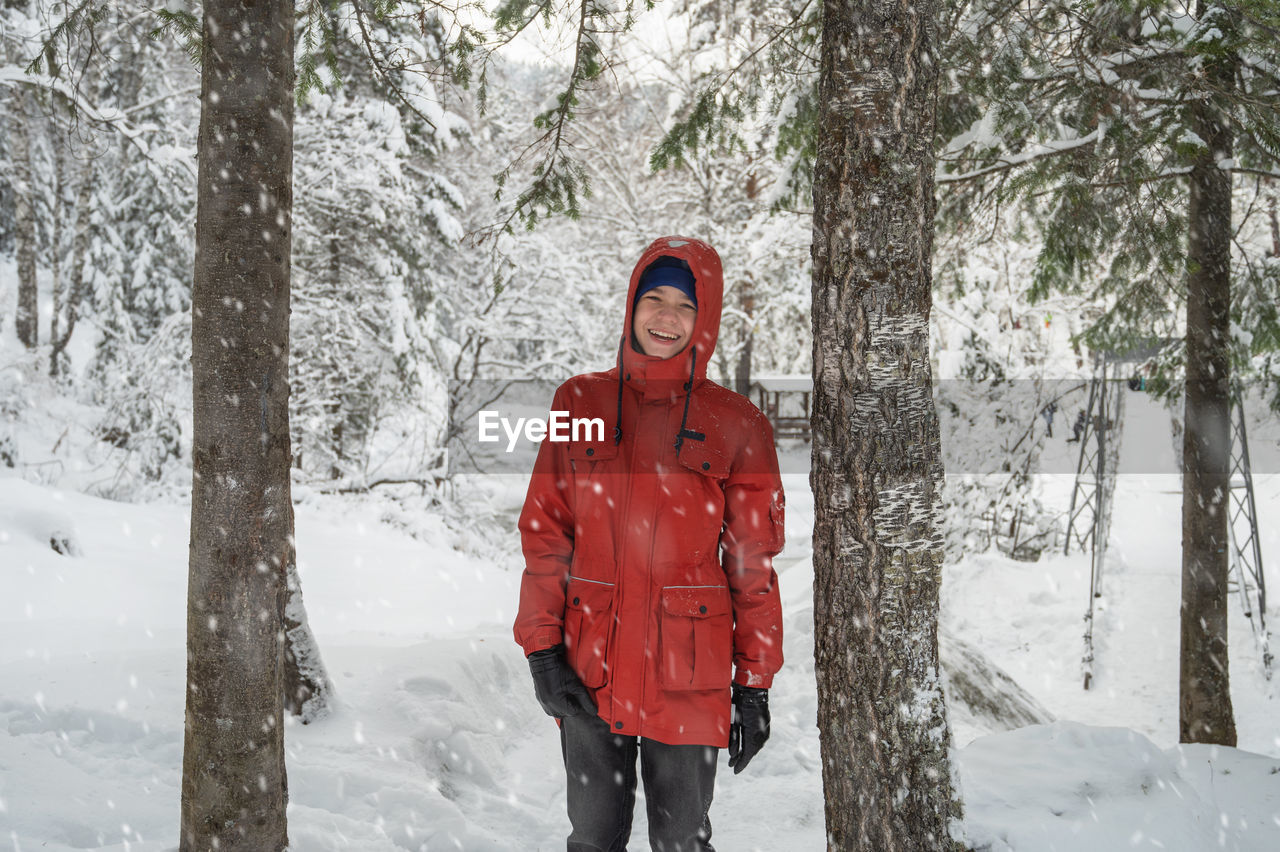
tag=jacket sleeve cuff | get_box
[733,668,774,689]
[523,627,563,657]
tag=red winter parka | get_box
[514,236,785,748]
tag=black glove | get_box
[527,645,598,718]
[728,684,770,774]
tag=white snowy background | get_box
[2,3,1280,846]
[2,391,1278,851]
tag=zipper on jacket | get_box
[611,392,639,733]
[634,402,682,735]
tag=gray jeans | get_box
[559,713,717,852]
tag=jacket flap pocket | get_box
[566,577,615,616]
[567,439,619,463]
[661,586,731,618]
[678,442,730,478]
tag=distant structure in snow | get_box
[1066,345,1270,688]
[748,375,812,441]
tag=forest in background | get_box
[1,1,1277,513]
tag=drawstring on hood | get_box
[672,346,704,455]
[613,336,625,445]
[613,237,724,453]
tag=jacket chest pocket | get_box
[659,585,733,691]
[677,441,730,482]
[672,441,730,545]
[569,441,621,529]
[563,577,616,689]
[568,439,619,471]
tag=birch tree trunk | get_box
[1179,0,1237,745]
[179,0,296,847]
[810,0,963,848]
[10,88,38,349]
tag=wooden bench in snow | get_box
[748,375,812,442]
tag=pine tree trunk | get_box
[179,0,296,848]
[1179,6,1237,745]
[810,0,962,849]
[11,88,38,349]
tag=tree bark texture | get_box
[810,0,962,849]
[10,87,38,349]
[179,0,296,848]
[1179,7,1237,745]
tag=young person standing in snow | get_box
[515,236,785,851]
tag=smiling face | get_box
[632,285,698,358]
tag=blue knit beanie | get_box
[634,256,697,307]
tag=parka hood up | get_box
[612,236,724,449]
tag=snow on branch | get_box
[0,64,196,180]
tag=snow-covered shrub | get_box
[86,312,192,500]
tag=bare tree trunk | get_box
[10,88,38,349]
[50,144,65,368]
[327,233,344,479]
[1268,193,1278,258]
[810,0,962,849]
[733,275,754,397]
[179,0,296,847]
[734,168,761,397]
[1179,3,1237,746]
[50,161,93,376]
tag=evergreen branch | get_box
[938,101,1177,186]
[649,0,816,173]
[489,0,613,232]
[1025,168,1193,198]
[296,0,344,105]
[1231,166,1280,180]
[937,128,1108,185]
[17,0,115,127]
[23,0,109,79]
[149,8,203,68]
[1016,41,1189,88]
[350,0,438,129]
[489,0,557,48]
[1233,2,1280,42]
[1238,53,1280,88]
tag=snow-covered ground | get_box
[2,392,1278,851]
